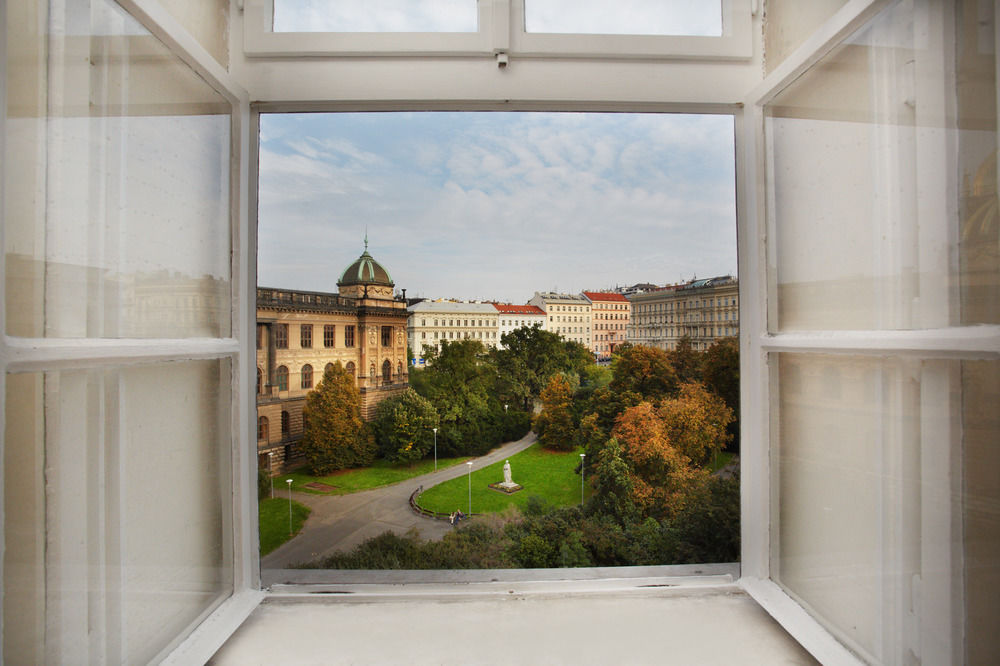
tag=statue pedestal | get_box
[488,481,523,494]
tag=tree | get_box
[301,362,375,474]
[611,401,704,520]
[701,336,739,451]
[372,388,439,465]
[668,335,702,384]
[586,438,639,525]
[533,374,575,451]
[490,325,592,410]
[656,382,733,467]
[609,343,679,399]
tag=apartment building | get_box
[528,292,593,351]
[628,276,739,351]
[583,291,630,359]
[407,300,500,362]
[493,303,547,342]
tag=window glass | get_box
[3,360,233,663]
[773,353,998,664]
[4,0,232,338]
[273,0,478,33]
[765,0,998,331]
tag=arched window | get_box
[281,411,290,437]
[257,367,263,394]
[345,361,356,377]
[301,364,313,389]
[325,362,334,376]
[257,416,269,442]
[276,366,288,392]
[382,359,392,384]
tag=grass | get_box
[417,443,592,515]
[276,455,470,496]
[707,451,736,474]
[259,497,311,556]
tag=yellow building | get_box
[256,242,409,472]
[627,276,739,351]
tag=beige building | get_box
[407,300,500,363]
[257,243,409,472]
[528,292,593,350]
[627,276,739,351]
[583,291,630,359]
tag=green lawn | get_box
[276,455,470,496]
[707,451,736,474]
[417,443,592,515]
[259,497,311,556]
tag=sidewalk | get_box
[261,432,538,570]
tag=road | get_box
[261,432,537,570]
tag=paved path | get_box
[262,432,538,569]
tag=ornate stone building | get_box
[627,275,739,352]
[256,242,409,472]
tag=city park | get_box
[259,328,740,568]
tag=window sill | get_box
[211,571,815,664]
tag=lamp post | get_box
[580,453,585,506]
[466,461,473,515]
[268,452,274,499]
[504,404,508,414]
[432,427,438,471]
[286,479,293,536]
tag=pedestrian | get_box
[449,512,456,525]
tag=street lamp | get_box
[504,404,508,414]
[580,453,586,506]
[432,427,438,471]
[268,452,274,499]
[286,479,293,536]
[466,461,473,515]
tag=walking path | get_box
[261,432,538,570]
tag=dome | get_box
[337,239,394,288]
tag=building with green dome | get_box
[255,240,409,473]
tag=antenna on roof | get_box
[364,228,369,252]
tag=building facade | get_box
[407,300,500,362]
[627,276,739,351]
[528,292,593,350]
[583,291,630,359]
[493,303,547,342]
[257,244,409,472]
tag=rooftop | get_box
[492,304,546,315]
[582,291,629,303]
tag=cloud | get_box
[258,112,736,299]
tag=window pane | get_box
[772,353,999,664]
[764,1,998,331]
[4,0,232,338]
[3,359,233,663]
[273,0,478,33]
[525,0,721,36]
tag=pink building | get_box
[583,291,630,359]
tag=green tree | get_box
[533,374,575,451]
[668,335,702,384]
[609,344,679,399]
[372,388,439,464]
[586,438,639,525]
[490,325,591,411]
[300,362,375,474]
[701,336,739,451]
[411,339,499,456]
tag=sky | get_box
[258,112,736,304]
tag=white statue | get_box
[503,460,513,485]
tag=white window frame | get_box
[0,0,258,663]
[739,0,1000,664]
[242,0,753,60]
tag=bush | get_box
[258,467,271,500]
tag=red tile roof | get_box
[582,291,629,302]
[492,303,546,315]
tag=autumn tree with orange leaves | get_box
[606,384,733,519]
[533,374,576,451]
